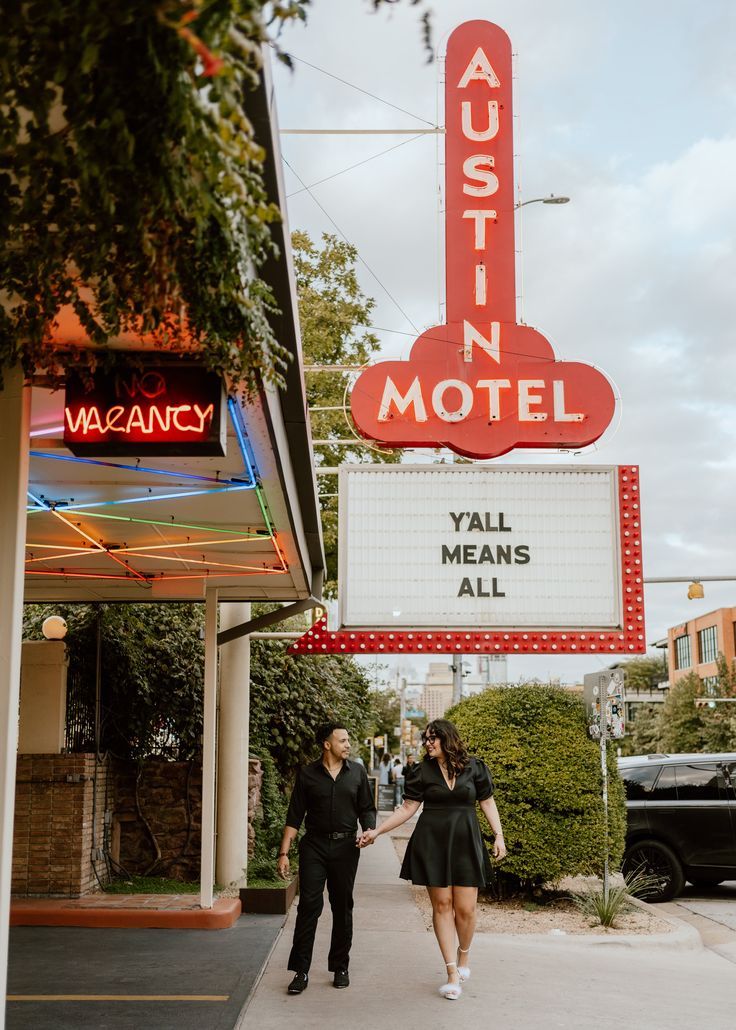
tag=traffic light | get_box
[695,699,716,709]
[400,719,413,746]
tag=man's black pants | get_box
[288,834,360,974]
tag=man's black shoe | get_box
[287,972,309,994]
[333,969,350,989]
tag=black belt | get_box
[309,830,355,840]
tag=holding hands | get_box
[356,828,378,848]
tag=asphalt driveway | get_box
[6,913,284,1030]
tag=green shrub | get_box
[248,749,294,884]
[448,684,626,895]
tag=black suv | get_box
[619,752,736,902]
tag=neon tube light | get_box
[30,450,251,487]
[57,508,268,537]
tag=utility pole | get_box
[451,656,464,707]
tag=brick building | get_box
[667,606,736,693]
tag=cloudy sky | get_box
[271,0,736,685]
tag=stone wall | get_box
[111,756,264,880]
[12,753,264,893]
[247,757,263,859]
[12,753,109,897]
[110,758,202,880]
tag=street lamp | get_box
[515,194,570,209]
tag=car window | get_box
[620,765,659,800]
[649,765,677,800]
[675,763,721,801]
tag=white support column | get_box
[216,603,251,888]
[0,368,30,1013]
[200,586,219,909]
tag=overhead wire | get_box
[283,156,419,334]
[276,48,436,127]
[286,133,426,198]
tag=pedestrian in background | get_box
[277,723,376,995]
[358,719,506,1001]
[391,757,403,807]
[378,752,392,785]
[402,753,417,777]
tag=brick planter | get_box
[240,875,298,915]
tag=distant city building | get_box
[666,606,736,695]
[421,662,454,720]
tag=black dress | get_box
[399,756,494,888]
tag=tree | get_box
[659,672,707,754]
[626,704,664,756]
[23,602,206,760]
[621,654,668,691]
[367,689,401,755]
[249,637,374,782]
[293,231,402,593]
[448,685,626,895]
[2,2,432,386]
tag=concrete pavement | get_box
[241,827,736,1030]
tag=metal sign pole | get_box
[600,695,609,904]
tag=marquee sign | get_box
[290,465,645,656]
[349,20,616,459]
[64,365,227,457]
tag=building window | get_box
[702,675,719,696]
[674,634,691,670]
[698,625,718,665]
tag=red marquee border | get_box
[289,466,645,657]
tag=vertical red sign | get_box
[349,20,617,459]
[445,21,515,333]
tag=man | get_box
[277,723,376,995]
[402,753,417,777]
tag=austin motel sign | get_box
[350,21,616,458]
[290,20,645,658]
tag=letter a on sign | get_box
[349,20,617,460]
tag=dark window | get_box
[697,626,718,665]
[674,634,692,670]
[702,675,719,695]
[649,765,677,800]
[675,763,721,801]
[620,765,659,800]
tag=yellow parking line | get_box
[7,994,229,1002]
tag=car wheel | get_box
[622,839,685,902]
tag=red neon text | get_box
[65,403,215,437]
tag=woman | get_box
[359,719,506,1001]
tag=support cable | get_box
[283,156,419,334]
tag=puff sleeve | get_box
[402,762,424,802]
[472,757,494,801]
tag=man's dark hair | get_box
[315,722,346,749]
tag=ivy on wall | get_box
[0,1,309,389]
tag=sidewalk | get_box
[241,825,736,1030]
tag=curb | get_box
[469,902,702,951]
[10,897,242,930]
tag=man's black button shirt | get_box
[285,759,377,835]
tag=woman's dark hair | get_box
[380,753,391,764]
[422,719,469,777]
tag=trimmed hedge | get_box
[448,684,626,892]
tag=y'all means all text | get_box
[442,511,530,598]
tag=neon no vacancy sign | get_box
[350,21,616,459]
[290,465,645,656]
[64,365,226,457]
